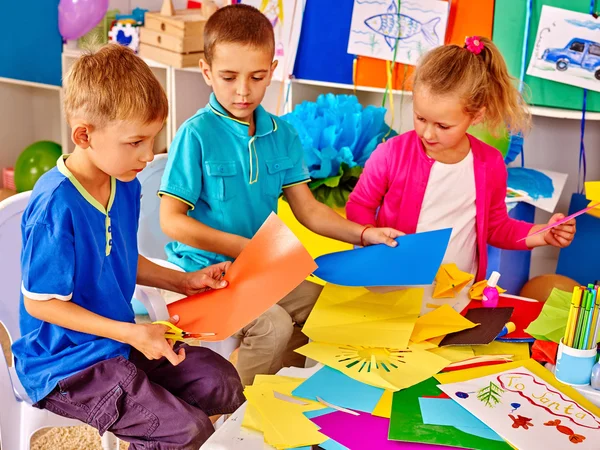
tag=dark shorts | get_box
[35,344,244,450]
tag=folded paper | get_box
[433,263,475,299]
[302,284,422,349]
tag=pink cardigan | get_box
[346,131,534,281]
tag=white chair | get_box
[136,155,241,361]
[0,191,169,450]
[137,153,171,260]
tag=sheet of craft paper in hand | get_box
[438,368,600,450]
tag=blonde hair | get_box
[63,44,168,128]
[204,4,274,65]
[413,37,530,135]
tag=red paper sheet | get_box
[461,296,543,341]
[168,213,317,340]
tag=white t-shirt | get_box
[417,151,478,313]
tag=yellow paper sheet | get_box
[433,263,474,299]
[435,359,600,417]
[296,341,450,391]
[586,181,600,218]
[428,346,475,363]
[278,199,352,286]
[244,385,327,449]
[410,304,478,343]
[471,341,530,361]
[302,284,423,349]
[242,376,325,435]
[372,390,394,418]
[409,340,438,350]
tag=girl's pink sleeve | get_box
[346,143,390,226]
[487,158,535,250]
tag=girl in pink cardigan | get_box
[347,37,576,294]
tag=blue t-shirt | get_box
[159,93,310,272]
[12,156,140,403]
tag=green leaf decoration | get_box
[477,382,505,408]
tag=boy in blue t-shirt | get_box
[11,44,244,449]
[159,5,403,385]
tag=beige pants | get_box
[234,281,324,386]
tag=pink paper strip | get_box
[311,410,465,449]
[517,202,600,242]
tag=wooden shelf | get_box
[0,77,61,91]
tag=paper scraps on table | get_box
[419,397,503,441]
[313,228,452,286]
[302,284,423,349]
[389,377,511,449]
[243,375,327,449]
[168,213,317,339]
[372,389,394,418]
[462,296,543,342]
[295,341,450,391]
[292,366,384,413]
[433,263,475,299]
[410,304,478,343]
[440,307,513,346]
[312,409,455,450]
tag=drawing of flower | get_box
[477,381,504,407]
[465,36,484,55]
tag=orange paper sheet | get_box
[168,213,317,339]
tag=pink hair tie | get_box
[465,36,484,55]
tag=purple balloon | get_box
[58,0,109,41]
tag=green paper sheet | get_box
[524,288,574,343]
[493,0,600,112]
[389,378,511,449]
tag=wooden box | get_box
[139,0,211,68]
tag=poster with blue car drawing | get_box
[527,6,600,93]
[347,0,449,66]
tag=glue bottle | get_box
[482,271,501,308]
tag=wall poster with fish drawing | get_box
[347,0,449,66]
[242,0,305,81]
[526,6,600,93]
[439,368,600,450]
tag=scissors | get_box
[153,321,216,342]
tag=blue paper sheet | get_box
[292,366,384,413]
[313,228,452,286]
[419,397,503,441]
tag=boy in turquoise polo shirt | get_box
[12,44,244,448]
[159,4,402,385]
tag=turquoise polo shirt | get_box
[159,93,310,272]
[12,156,139,403]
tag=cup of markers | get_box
[555,284,600,386]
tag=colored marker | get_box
[564,287,581,346]
[573,289,589,349]
[582,287,596,350]
[567,287,583,347]
[588,286,600,349]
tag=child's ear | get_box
[471,107,486,127]
[71,123,92,148]
[199,59,213,86]
[266,60,278,85]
